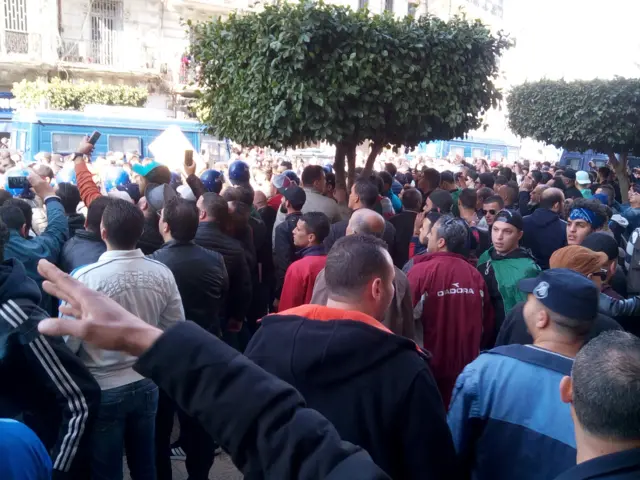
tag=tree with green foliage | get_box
[12,78,148,111]
[508,78,640,202]
[190,0,510,189]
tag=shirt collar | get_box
[554,448,640,480]
[99,249,144,261]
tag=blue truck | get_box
[415,137,520,163]
[558,150,640,171]
[8,108,229,164]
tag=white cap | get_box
[177,184,196,202]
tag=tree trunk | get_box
[608,151,630,203]
[361,141,384,179]
[346,146,357,190]
[334,143,347,191]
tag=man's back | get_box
[149,240,228,334]
[245,304,458,480]
[60,229,106,273]
[67,250,184,389]
[408,251,493,405]
[448,345,577,480]
[195,221,252,322]
[522,208,567,269]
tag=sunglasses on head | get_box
[482,209,498,215]
[590,268,608,281]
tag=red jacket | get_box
[407,251,494,406]
[278,247,327,312]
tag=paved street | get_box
[125,453,242,480]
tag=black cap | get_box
[581,232,618,261]
[519,268,599,322]
[494,209,523,231]
[563,168,577,180]
[281,185,306,207]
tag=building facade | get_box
[0,0,245,114]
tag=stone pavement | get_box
[124,453,243,480]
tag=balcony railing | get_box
[0,29,42,59]
[59,37,156,71]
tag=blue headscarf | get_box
[569,207,605,230]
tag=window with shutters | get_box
[3,0,29,54]
[358,0,368,9]
[90,0,123,66]
[384,0,393,12]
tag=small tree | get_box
[191,1,510,189]
[508,78,640,202]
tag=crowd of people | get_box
[0,136,639,480]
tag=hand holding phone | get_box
[184,150,196,177]
[88,131,101,145]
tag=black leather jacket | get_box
[195,221,252,321]
[149,240,229,334]
[599,292,640,317]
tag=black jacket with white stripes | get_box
[0,258,100,479]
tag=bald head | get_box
[346,209,385,238]
[540,187,565,210]
[253,190,267,209]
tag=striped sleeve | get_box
[0,300,95,474]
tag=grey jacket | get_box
[65,249,184,390]
[310,265,420,346]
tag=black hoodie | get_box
[0,259,100,479]
[244,304,459,480]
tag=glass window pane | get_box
[472,148,484,158]
[108,136,140,154]
[52,134,85,153]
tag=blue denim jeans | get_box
[90,378,159,480]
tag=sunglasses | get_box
[482,209,498,215]
[590,269,608,281]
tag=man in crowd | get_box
[495,245,622,347]
[582,232,625,300]
[0,215,100,480]
[195,192,251,342]
[150,196,227,480]
[448,268,599,480]
[246,235,458,479]
[389,187,421,268]
[556,331,640,480]
[476,172,495,190]
[425,188,453,215]
[279,212,330,311]
[311,208,416,344]
[522,187,567,269]
[384,162,404,195]
[575,171,593,199]
[273,179,306,304]
[407,214,493,404]
[379,171,402,214]
[480,194,504,230]
[324,178,396,256]
[60,197,110,273]
[1,172,68,312]
[562,169,584,200]
[56,182,84,237]
[417,167,441,203]
[567,198,610,246]
[498,183,519,212]
[477,210,540,338]
[273,165,341,233]
[458,188,490,259]
[65,199,184,480]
